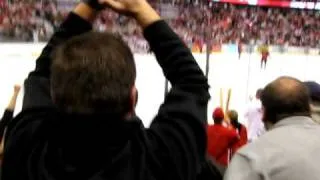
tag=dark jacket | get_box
[0,110,13,140]
[2,12,210,180]
[196,155,225,180]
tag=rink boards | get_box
[0,43,319,127]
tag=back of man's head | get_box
[261,76,311,125]
[213,107,224,124]
[51,32,136,115]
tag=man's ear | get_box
[261,107,266,123]
[129,85,138,113]
[135,90,138,107]
[261,107,272,130]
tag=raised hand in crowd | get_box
[0,84,21,165]
[0,84,21,138]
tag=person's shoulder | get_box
[13,107,56,123]
[238,128,280,155]
[216,126,237,140]
[224,126,237,136]
[240,124,247,130]
[236,137,266,161]
[206,124,217,134]
[6,107,57,138]
[235,127,306,172]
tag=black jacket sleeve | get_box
[144,21,210,180]
[0,110,14,138]
[23,13,92,110]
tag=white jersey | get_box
[245,99,265,141]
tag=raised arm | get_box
[4,85,20,113]
[0,85,21,139]
[142,7,209,180]
[145,21,209,179]
[100,0,209,178]
[23,2,99,110]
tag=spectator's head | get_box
[228,109,242,131]
[227,110,238,124]
[52,32,136,118]
[213,107,224,124]
[304,81,320,124]
[256,88,263,99]
[261,76,311,130]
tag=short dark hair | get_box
[261,76,311,124]
[51,32,136,115]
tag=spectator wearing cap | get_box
[207,107,239,167]
[304,81,320,124]
[225,77,320,180]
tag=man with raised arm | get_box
[2,0,210,179]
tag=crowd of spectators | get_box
[0,0,60,42]
[0,0,319,49]
[163,2,320,49]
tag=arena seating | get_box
[0,0,319,50]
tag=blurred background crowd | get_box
[0,0,319,51]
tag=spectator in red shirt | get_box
[228,110,248,152]
[207,107,239,167]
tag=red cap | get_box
[213,107,224,120]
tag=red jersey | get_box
[261,51,269,59]
[232,124,248,152]
[238,43,243,53]
[207,124,239,166]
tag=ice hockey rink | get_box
[0,43,319,127]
